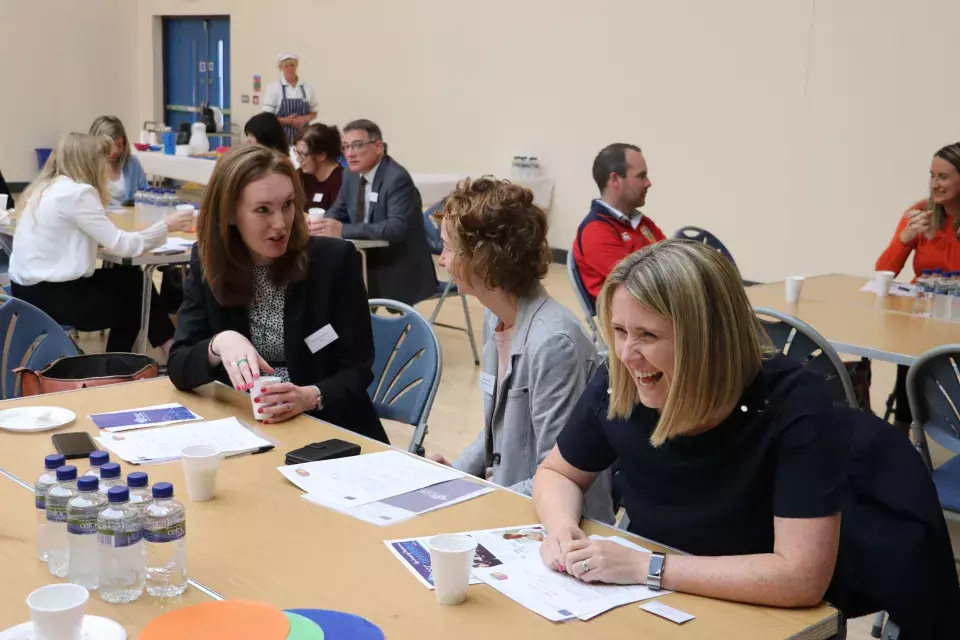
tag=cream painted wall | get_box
[14,0,956,282]
[0,0,138,184]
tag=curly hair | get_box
[433,176,551,298]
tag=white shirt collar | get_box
[362,161,381,184]
[597,199,643,229]
[281,77,303,91]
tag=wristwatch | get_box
[646,552,666,591]
[309,385,324,411]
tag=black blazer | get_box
[326,155,437,305]
[168,237,388,443]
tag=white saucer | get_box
[0,407,76,432]
[0,615,125,639]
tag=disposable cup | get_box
[785,276,805,303]
[250,376,282,421]
[27,583,88,640]
[428,534,478,606]
[181,445,222,502]
[875,271,895,297]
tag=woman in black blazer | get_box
[168,146,386,443]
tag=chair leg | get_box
[409,421,428,456]
[459,293,480,365]
[883,390,896,423]
[429,279,455,324]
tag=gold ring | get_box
[579,560,588,573]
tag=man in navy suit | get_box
[311,119,436,305]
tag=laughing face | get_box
[233,171,297,265]
[609,285,675,411]
[930,156,960,207]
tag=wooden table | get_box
[0,380,839,639]
[747,274,960,366]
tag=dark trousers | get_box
[12,266,176,353]
[894,364,913,423]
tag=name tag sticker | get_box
[370,192,379,203]
[313,193,323,203]
[304,324,338,354]
[478,372,495,395]
[640,601,695,624]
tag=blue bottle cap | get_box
[56,465,77,481]
[77,476,99,492]
[45,454,66,470]
[107,486,129,503]
[127,472,149,488]
[100,463,121,479]
[89,451,109,466]
[152,482,174,499]
[923,269,932,275]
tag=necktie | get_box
[357,176,367,224]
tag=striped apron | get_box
[277,83,310,146]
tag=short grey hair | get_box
[343,119,382,142]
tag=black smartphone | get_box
[285,439,361,465]
[51,432,99,460]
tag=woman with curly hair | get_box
[427,177,613,523]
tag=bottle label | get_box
[97,528,143,548]
[35,494,45,510]
[144,518,186,543]
[67,514,98,535]
[46,505,67,523]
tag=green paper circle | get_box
[284,612,325,640]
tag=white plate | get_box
[0,615,126,639]
[0,407,77,433]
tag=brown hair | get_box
[598,240,774,446]
[297,123,342,161]
[197,146,308,306]
[433,176,551,298]
[89,116,131,168]
[930,142,960,237]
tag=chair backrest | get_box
[422,200,445,256]
[0,297,79,399]
[0,231,13,259]
[906,344,960,459]
[673,226,736,265]
[566,251,599,338]
[367,299,442,451]
[754,307,858,409]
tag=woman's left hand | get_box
[563,539,651,585]
[255,382,318,424]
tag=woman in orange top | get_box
[875,142,960,431]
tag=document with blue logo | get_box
[90,403,202,432]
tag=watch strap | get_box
[647,552,666,591]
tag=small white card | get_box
[304,324,339,354]
[313,193,323,203]
[640,601,695,624]
[370,191,379,203]
[478,372,495,395]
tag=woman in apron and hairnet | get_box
[262,53,319,147]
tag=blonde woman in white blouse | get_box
[9,133,193,354]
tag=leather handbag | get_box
[14,354,159,397]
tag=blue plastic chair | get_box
[566,251,601,345]
[422,200,480,365]
[673,226,736,264]
[0,297,79,399]
[367,298,442,455]
[906,344,960,519]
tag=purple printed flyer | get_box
[90,403,202,432]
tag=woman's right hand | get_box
[210,331,274,391]
[164,209,194,233]
[900,208,933,244]
[540,524,588,573]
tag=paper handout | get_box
[95,417,273,464]
[90,403,201,432]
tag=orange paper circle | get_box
[140,600,290,640]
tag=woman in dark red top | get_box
[295,124,343,210]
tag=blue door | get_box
[162,17,231,147]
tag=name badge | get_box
[313,193,323,203]
[304,324,338,354]
[478,372,495,396]
[369,192,379,203]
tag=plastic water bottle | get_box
[84,450,110,478]
[98,486,145,603]
[35,453,66,562]
[67,476,107,589]
[144,482,188,597]
[933,270,953,319]
[98,463,123,495]
[914,270,934,315]
[127,472,153,509]
[45,465,78,577]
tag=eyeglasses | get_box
[340,140,379,153]
[294,148,309,158]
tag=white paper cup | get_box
[307,208,325,224]
[875,270,895,297]
[250,375,283,421]
[428,534,478,606]
[27,583,89,640]
[139,130,150,145]
[175,144,191,157]
[181,445,222,502]
[785,276,805,303]
[0,193,8,211]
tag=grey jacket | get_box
[453,285,614,524]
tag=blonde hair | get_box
[89,115,131,168]
[597,240,774,446]
[16,133,111,216]
[279,59,298,70]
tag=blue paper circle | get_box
[283,609,384,640]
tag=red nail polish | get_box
[261,388,267,393]
[257,408,263,414]
[254,398,260,403]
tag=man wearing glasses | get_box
[310,119,437,305]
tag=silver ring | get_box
[579,560,588,574]
[236,358,249,366]
[229,361,238,367]
[283,403,290,412]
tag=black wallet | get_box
[285,439,361,465]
